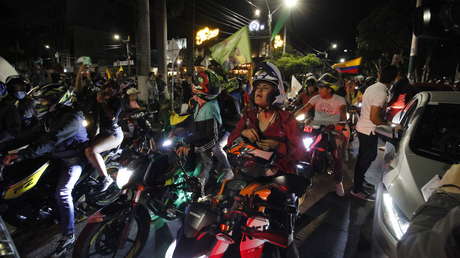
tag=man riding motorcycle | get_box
[2,86,88,257]
[294,80,347,196]
[227,62,303,176]
[0,76,29,143]
[176,67,233,196]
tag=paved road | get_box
[12,141,386,258]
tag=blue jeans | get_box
[55,163,82,236]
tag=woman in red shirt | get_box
[227,62,304,175]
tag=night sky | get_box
[1,0,385,61]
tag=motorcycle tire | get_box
[73,205,150,258]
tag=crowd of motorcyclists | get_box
[2,54,454,258]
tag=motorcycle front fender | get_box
[86,201,132,224]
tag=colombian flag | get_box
[332,57,362,74]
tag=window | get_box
[400,100,418,129]
[409,103,460,163]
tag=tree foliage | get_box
[270,53,322,80]
[356,0,414,74]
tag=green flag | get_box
[271,10,289,41]
[210,26,252,71]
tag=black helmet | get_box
[305,76,317,87]
[32,83,74,118]
[5,75,28,100]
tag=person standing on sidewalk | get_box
[350,65,399,201]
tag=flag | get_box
[332,57,362,74]
[117,66,124,73]
[210,26,252,71]
[105,68,112,79]
[288,75,302,99]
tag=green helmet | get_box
[32,83,74,117]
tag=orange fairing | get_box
[254,189,271,201]
[239,183,262,196]
[228,142,257,156]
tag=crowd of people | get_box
[1,55,459,257]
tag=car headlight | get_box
[116,167,134,188]
[303,137,314,151]
[382,191,410,240]
[296,114,306,121]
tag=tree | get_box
[270,53,322,81]
[356,0,414,75]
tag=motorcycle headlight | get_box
[303,137,314,151]
[296,114,306,121]
[82,119,89,127]
[381,191,410,240]
[346,113,350,120]
[116,167,134,188]
[162,138,173,147]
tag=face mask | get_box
[14,91,26,100]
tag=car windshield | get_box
[410,103,460,163]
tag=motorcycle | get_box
[301,122,347,178]
[0,147,122,233]
[173,138,309,258]
[73,142,202,258]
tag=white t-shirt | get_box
[356,82,389,135]
[308,94,346,125]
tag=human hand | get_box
[265,167,279,177]
[241,129,260,143]
[440,164,460,193]
[176,146,191,157]
[256,139,280,151]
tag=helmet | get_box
[305,76,317,87]
[192,67,222,100]
[5,75,29,100]
[318,73,340,92]
[76,56,92,66]
[252,62,285,105]
[32,83,74,117]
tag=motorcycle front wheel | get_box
[73,205,150,258]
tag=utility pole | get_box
[155,0,168,84]
[408,0,423,82]
[136,0,151,103]
[265,0,272,57]
[282,25,287,55]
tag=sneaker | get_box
[99,176,114,192]
[52,234,75,257]
[335,183,345,197]
[350,190,375,202]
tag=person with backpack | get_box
[176,67,233,195]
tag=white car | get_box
[372,91,460,257]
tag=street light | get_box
[113,34,120,41]
[331,43,338,49]
[284,0,298,8]
[255,9,261,17]
[44,45,50,49]
[344,49,348,53]
[340,58,346,63]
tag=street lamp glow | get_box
[255,9,261,17]
[331,43,338,49]
[284,0,298,8]
[260,24,265,30]
[113,34,120,41]
[344,49,348,53]
[177,59,182,65]
[340,58,346,63]
[44,45,50,49]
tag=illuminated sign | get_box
[196,27,220,45]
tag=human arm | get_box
[397,164,460,258]
[370,106,386,125]
[294,103,314,118]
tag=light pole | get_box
[262,0,298,56]
[113,34,131,76]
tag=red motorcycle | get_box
[172,138,308,258]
